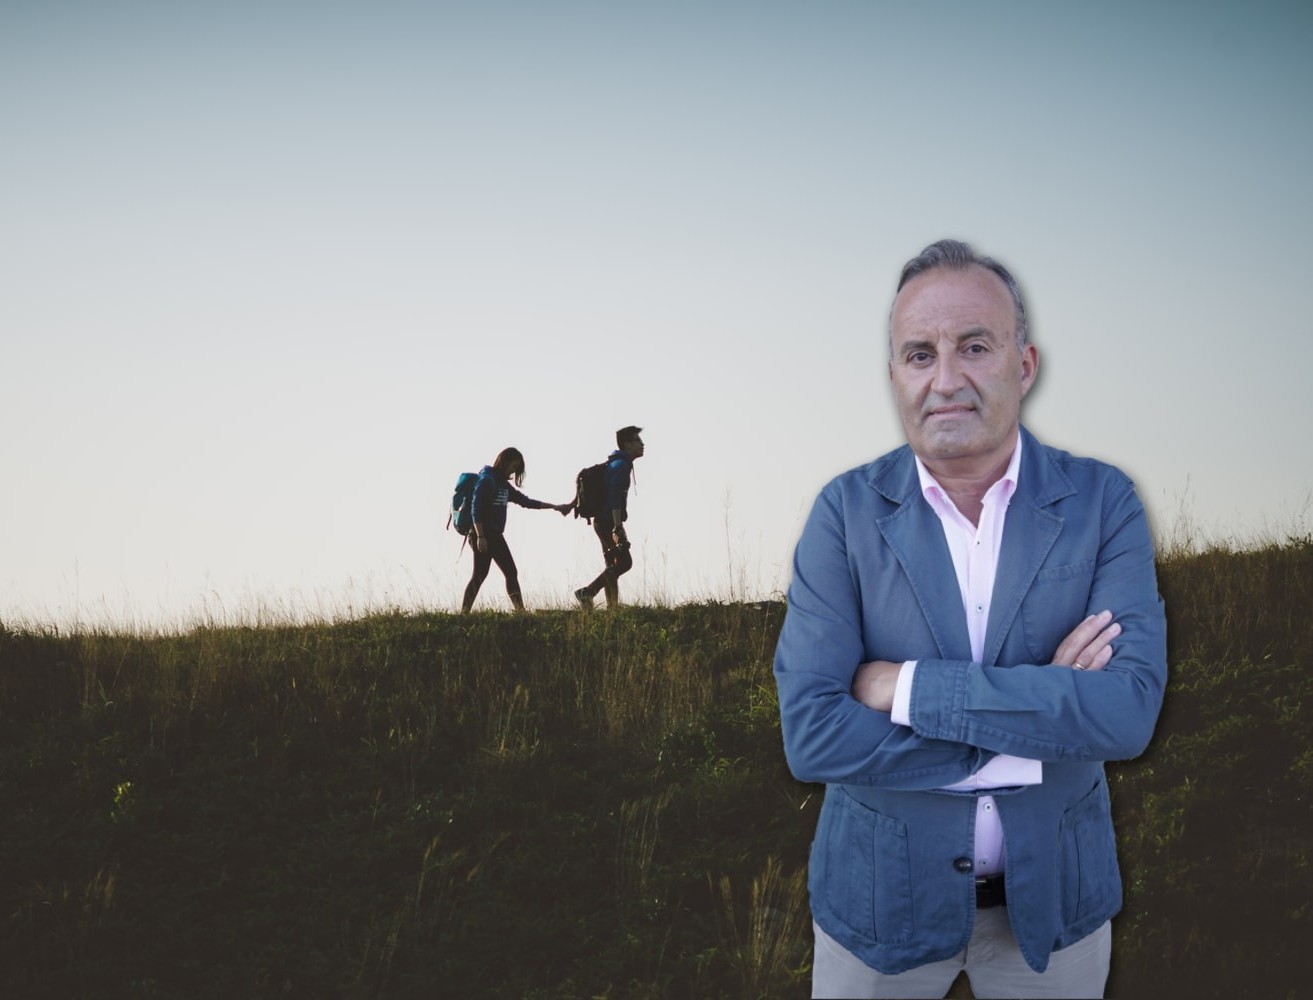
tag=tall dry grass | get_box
[2,537,1310,997]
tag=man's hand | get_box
[1053,610,1121,671]
[476,536,488,554]
[852,660,903,712]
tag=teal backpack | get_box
[448,472,478,535]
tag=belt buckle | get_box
[975,874,1006,909]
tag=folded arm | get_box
[774,475,1167,787]
[774,489,992,789]
[922,489,1165,764]
[854,609,1123,711]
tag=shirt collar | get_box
[914,434,1023,506]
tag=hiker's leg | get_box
[489,536,524,611]
[579,521,613,598]
[610,542,633,579]
[462,544,493,612]
[603,540,633,608]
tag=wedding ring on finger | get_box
[1073,661,1086,670]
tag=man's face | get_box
[625,436,645,459]
[888,264,1037,473]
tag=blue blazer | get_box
[774,427,1167,974]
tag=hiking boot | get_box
[574,588,594,610]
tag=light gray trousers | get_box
[812,910,1111,999]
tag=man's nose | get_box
[931,353,965,394]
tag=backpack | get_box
[572,462,610,523]
[448,472,478,535]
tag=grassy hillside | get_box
[2,539,1310,998]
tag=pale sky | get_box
[4,1,1311,629]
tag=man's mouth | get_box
[927,404,974,419]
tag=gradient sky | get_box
[4,1,1311,629]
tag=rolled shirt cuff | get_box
[890,660,917,726]
[894,660,1041,788]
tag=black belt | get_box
[975,874,1006,908]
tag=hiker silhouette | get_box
[458,447,571,613]
[573,426,644,610]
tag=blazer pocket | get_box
[1020,559,1096,663]
[817,790,914,945]
[1059,775,1122,926]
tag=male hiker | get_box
[574,425,644,610]
[773,239,1166,998]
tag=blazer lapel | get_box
[983,428,1074,666]
[873,450,973,661]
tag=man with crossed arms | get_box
[774,239,1166,998]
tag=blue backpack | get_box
[448,472,478,535]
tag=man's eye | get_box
[909,352,931,364]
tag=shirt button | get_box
[976,604,984,613]
[953,856,974,874]
[984,803,992,811]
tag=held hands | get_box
[1053,610,1121,671]
[555,502,573,516]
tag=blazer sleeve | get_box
[908,474,1167,762]
[774,486,994,789]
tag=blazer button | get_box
[953,856,974,874]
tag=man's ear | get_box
[1019,343,1039,397]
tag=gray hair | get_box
[888,239,1029,353]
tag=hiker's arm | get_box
[610,509,629,546]
[605,462,630,524]
[506,484,556,512]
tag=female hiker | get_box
[462,446,571,612]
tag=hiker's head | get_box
[493,447,526,486]
[617,425,644,460]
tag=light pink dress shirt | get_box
[889,437,1041,877]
